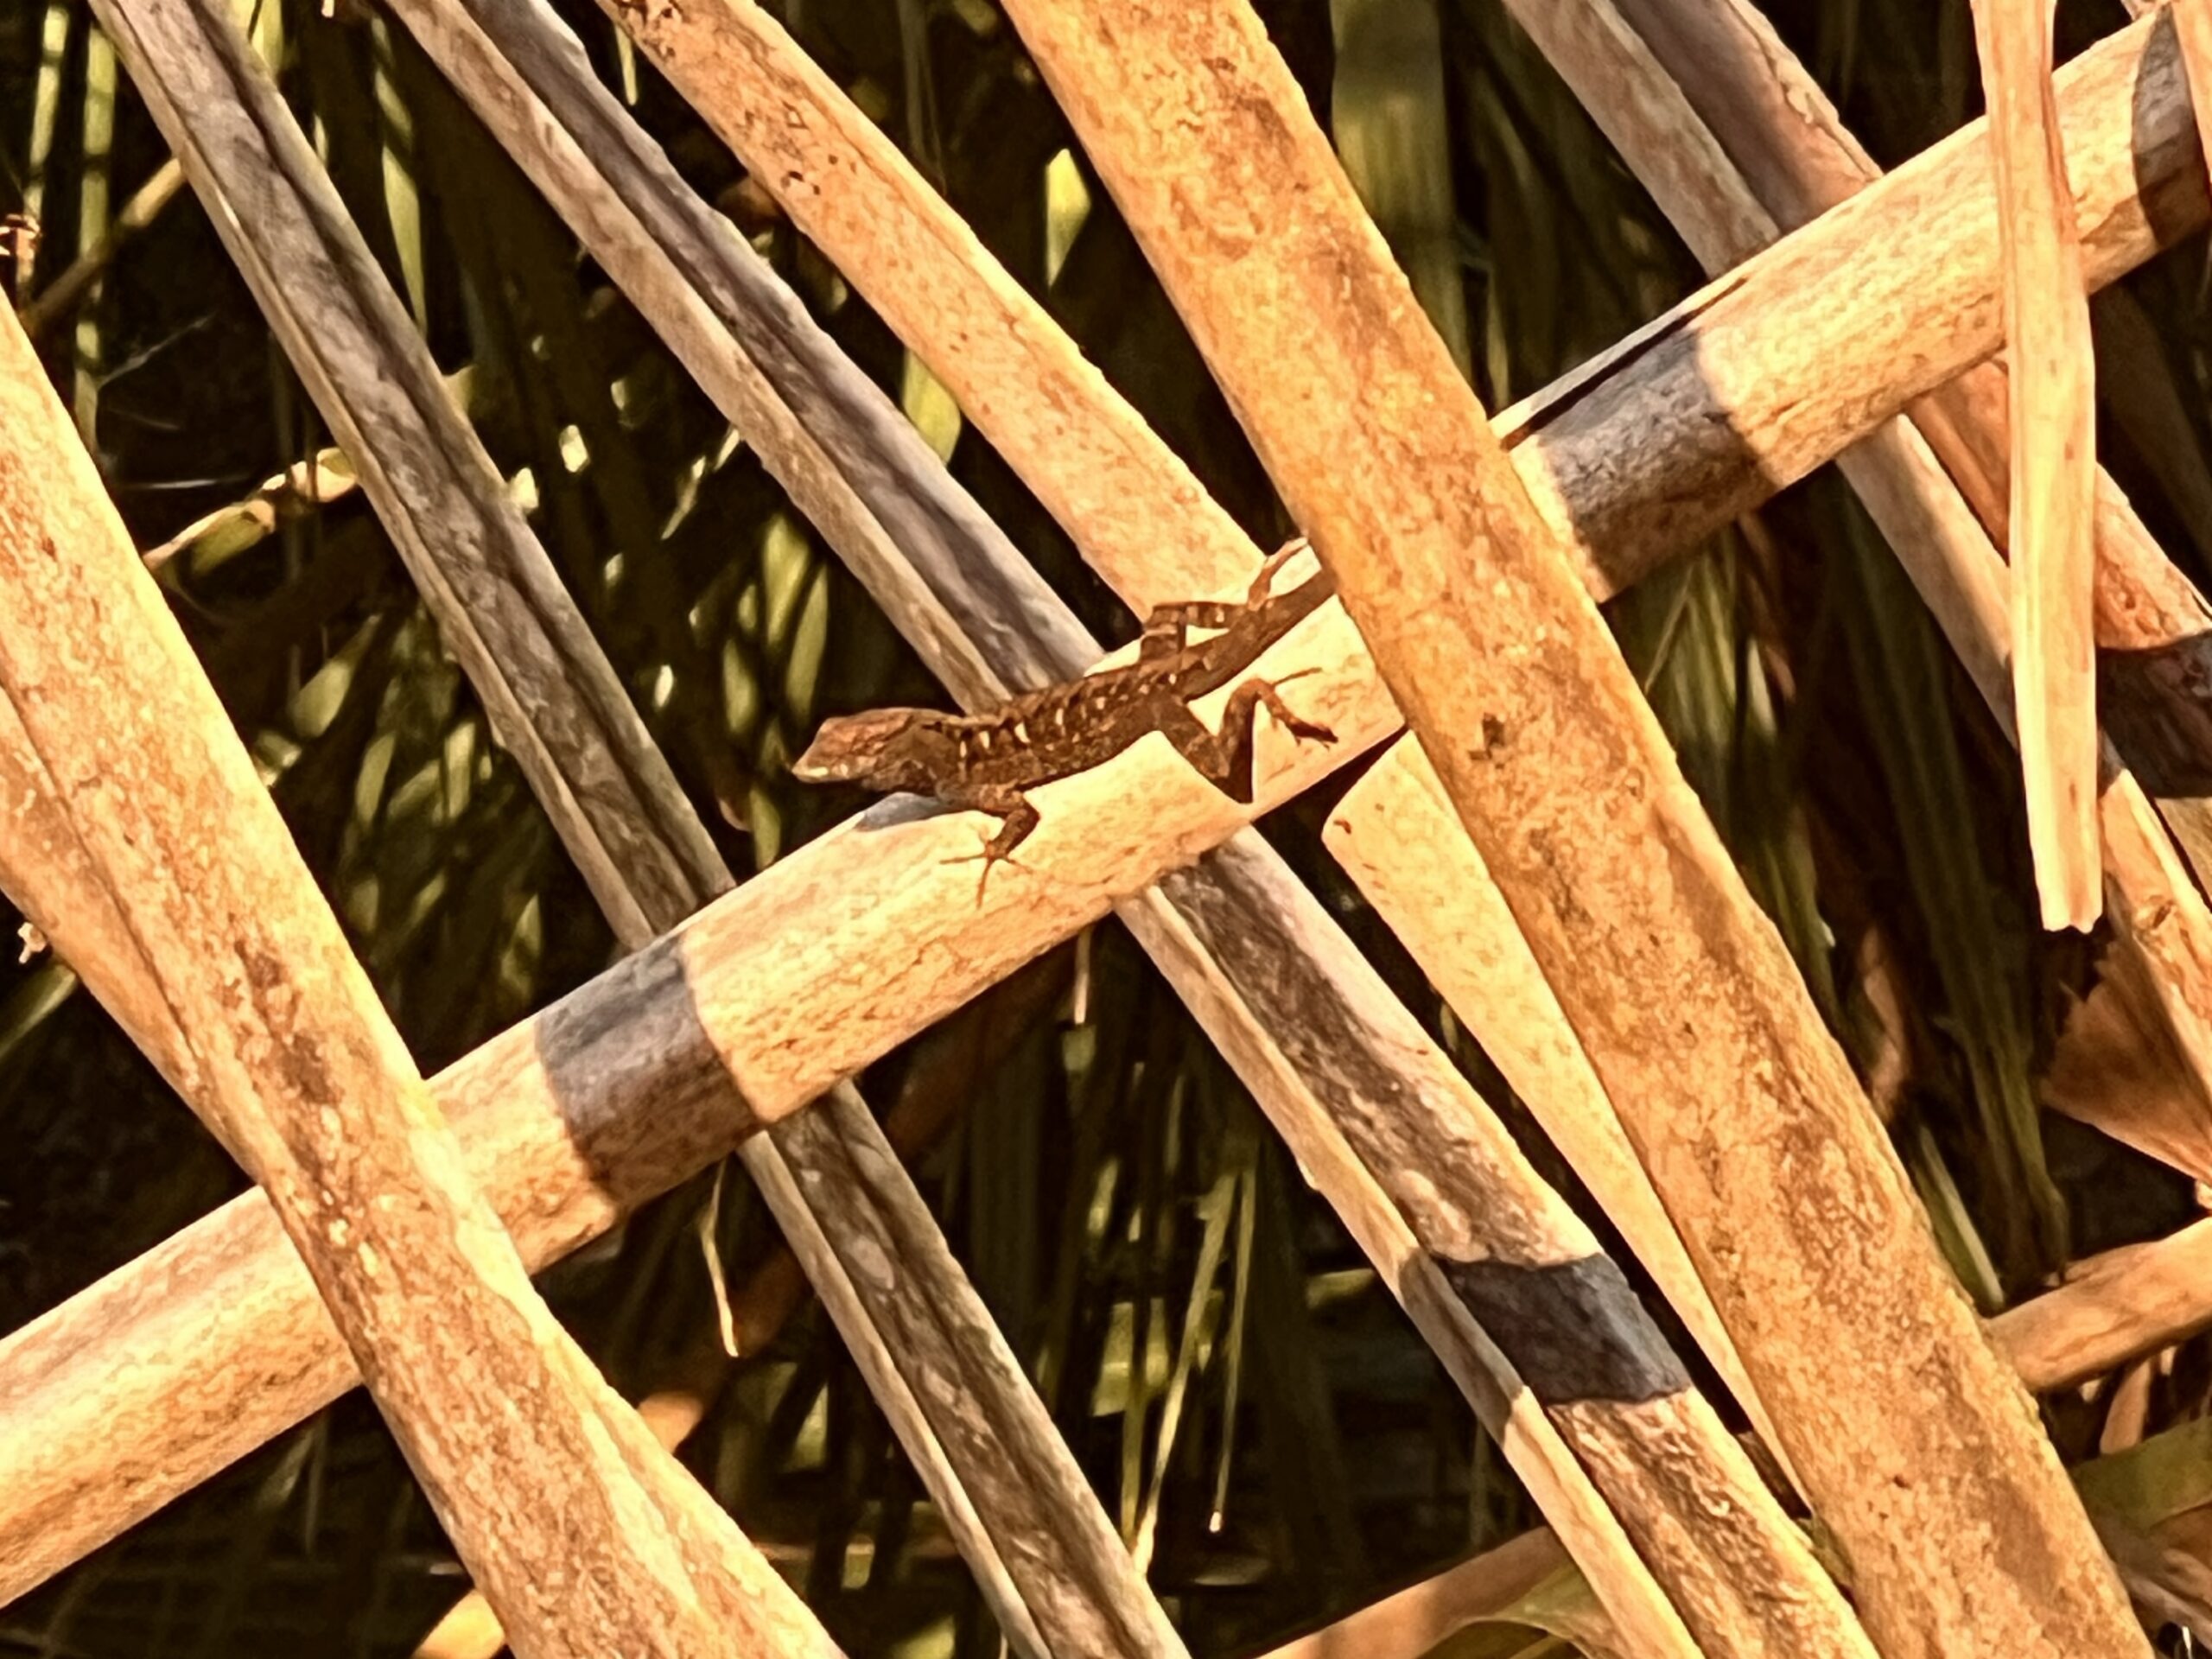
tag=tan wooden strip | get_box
[1972,0,2103,928]
[407,961,1071,1659]
[1496,0,2212,1166]
[1316,4,1783,1481]
[1499,10,2193,598]
[593,0,1258,611]
[1993,1219,2212,1391]
[0,302,830,1656]
[981,1,2143,1655]
[56,0,1177,1649]
[1835,425,2212,1173]
[1322,747,1784,1469]
[1511,0,2212,1360]
[1128,841,1809,1659]
[1591,0,2212,887]
[390,3,1809,1653]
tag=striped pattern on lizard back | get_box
[932,666,1205,790]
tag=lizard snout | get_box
[793,707,943,788]
[791,734,853,781]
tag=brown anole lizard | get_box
[792,542,1339,894]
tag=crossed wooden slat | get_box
[3,2,2210,1656]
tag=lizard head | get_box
[792,708,959,794]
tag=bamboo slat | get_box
[1597,1,2212,878]
[1994,1219,2212,1391]
[1488,0,2212,1171]
[1971,0,2103,929]
[0,303,830,1658]
[1512,0,2212,1293]
[1501,10,2197,595]
[1516,0,2212,1177]
[378,4,1850,1656]
[52,0,1172,1649]
[982,1,2144,1655]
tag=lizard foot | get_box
[1255,669,1337,746]
[941,842,1033,905]
[1249,536,1311,604]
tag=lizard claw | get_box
[1249,537,1310,604]
[941,840,1031,905]
[1252,671,1336,746]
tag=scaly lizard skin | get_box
[792,542,1338,893]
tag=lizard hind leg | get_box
[1247,681,1327,747]
[1246,668,1336,743]
[1156,677,1336,806]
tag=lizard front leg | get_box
[937,783,1041,902]
[1151,674,1335,805]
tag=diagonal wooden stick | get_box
[1511,0,2212,1325]
[983,0,2145,1653]
[56,0,1182,1649]
[1523,0,2212,1189]
[0,299,833,1659]
[1973,0,2104,930]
